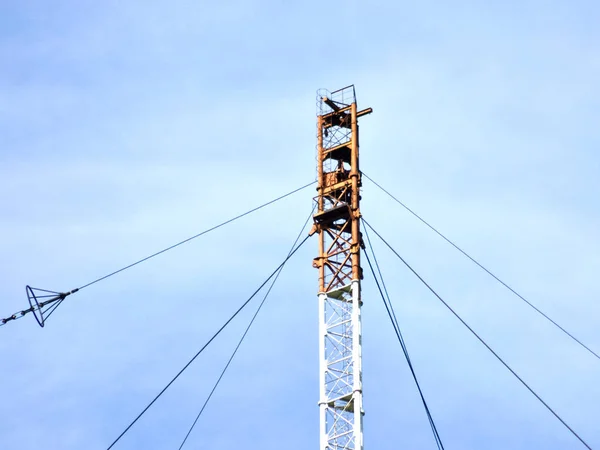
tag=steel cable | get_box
[1,181,315,328]
[363,219,591,449]
[106,233,310,449]
[363,227,444,449]
[362,172,600,362]
[177,207,315,449]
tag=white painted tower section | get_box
[318,282,363,450]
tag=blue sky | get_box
[1,1,599,448]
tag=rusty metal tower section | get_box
[313,85,372,450]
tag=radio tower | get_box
[313,86,372,450]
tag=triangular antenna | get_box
[24,286,78,327]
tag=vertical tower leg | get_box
[351,280,363,450]
[313,86,372,450]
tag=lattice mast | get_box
[312,86,372,450]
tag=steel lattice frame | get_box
[313,86,372,450]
